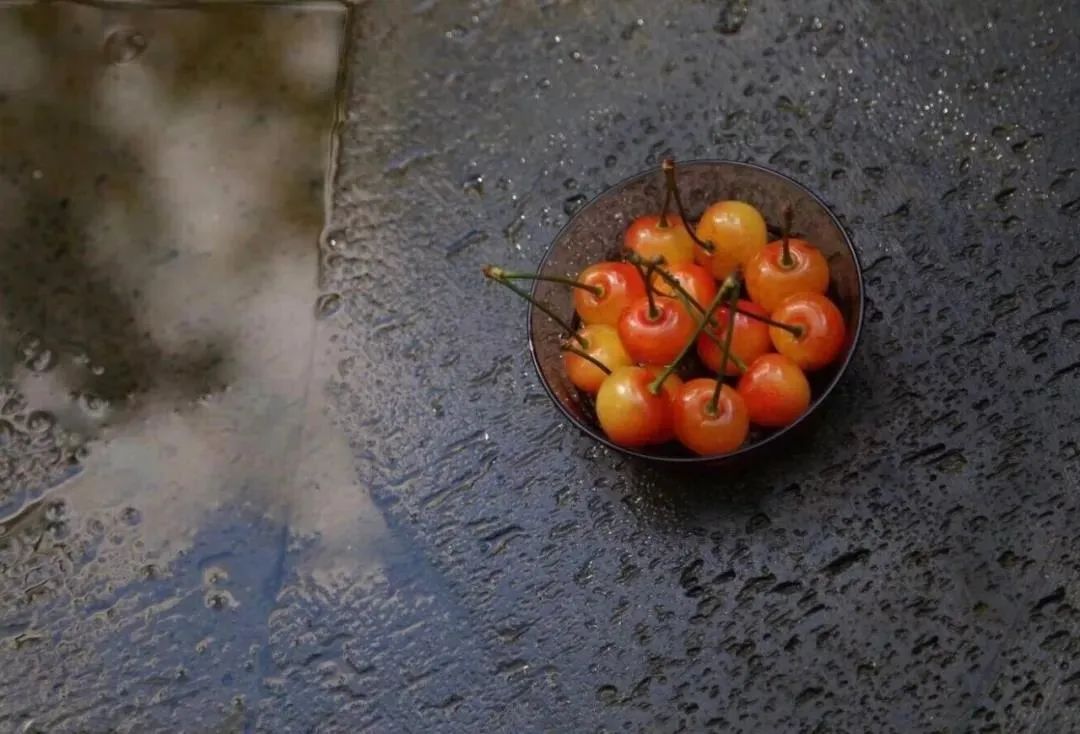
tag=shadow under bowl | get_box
[527,159,864,468]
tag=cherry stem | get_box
[560,344,611,374]
[658,185,672,228]
[780,202,794,268]
[484,266,603,297]
[640,257,802,342]
[649,271,740,395]
[708,277,742,414]
[630,258,661,320]
[482,266,588,347]
[630,257,743,373]
[663,158,714,253]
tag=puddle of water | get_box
[0,1,385,582]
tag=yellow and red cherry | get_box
[745,204,829,311]
[697,299,772,377]
[642,365,683,444]
[693,201,768,280]
[769,292,846,371]
[651,262,717,308]
[671,379,750,456]
[574,262,646,326]
[737,353,811,428]
[625,213,696,266]
[617,294,696,367]
[561,324,631,393]
[596,365,673,448]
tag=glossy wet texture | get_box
[3,0,1080,731]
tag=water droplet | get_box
[80,392,109,418]
[27,411,55,435]
[2,392,27,415]
[121,507,142,526]
[205,589,238,611]
[563,177,578,191]
[203,566,229,585]
[563,194,588,216]
[715,0,751,35]
[570,50,584,63]
[604,155,617,168]
[621,18,645,40]
[104,28,147,65]
[18,335,55,373]
[323,228,346,250]
[462,173,485,195]
[315,293,342,320]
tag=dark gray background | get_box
[3,0,1080,732]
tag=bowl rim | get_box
[526,158,864,464]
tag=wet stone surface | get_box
[3,0,1080,732]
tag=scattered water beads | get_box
[17,335,56,373]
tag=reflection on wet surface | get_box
[0,2,398,728]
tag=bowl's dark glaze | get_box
[527,160,864,467]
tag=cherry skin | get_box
[652,262,718,308]
[642,365,684,444]
[737,353,811,428]
[697,299,773,376]
[693,201,768,280]
[745,238,830,312]
[769,292,846,371]
[671,378,750,456]
[596,365,673,448]
[617,296,696,367]
[562,325,632,393]
[573,262,646,326]
[624,214,696,266]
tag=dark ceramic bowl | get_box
[527,159,864,467]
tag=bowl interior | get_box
[528,160,863,463]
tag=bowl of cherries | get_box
[484,159,863,466]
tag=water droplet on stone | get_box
[462,173,484,195]
[323,228,346,250]
[80,392,109,418]
[27,411,55,435]
[203,566,229,586]
[121,507,142,526]
[205,589,238,611]
[563,194,588,216]
[315,293,342,320]
[104,28,147,65]
[715,0,751,35]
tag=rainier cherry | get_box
[694,201,768,280]
[745,204,830,311]
[769,292,846,371]
[643,365,683,444]
[617,273,696,366]
[561,324,631,393]
[697,299,772,377]
[625,214,696,266]
[596,365,673,448]
[671,379,750,456]
[651,262,718,308]
[737,353,811,428]
[573,262,646,326]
